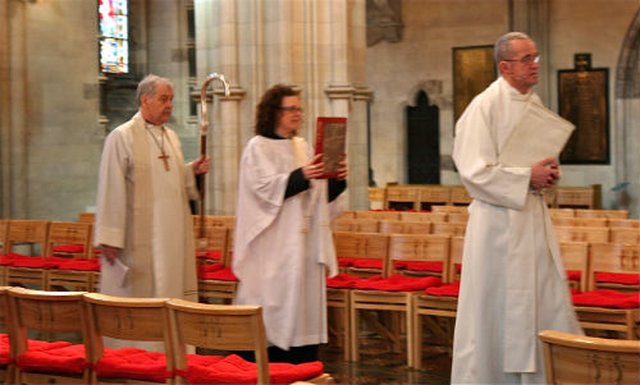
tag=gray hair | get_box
[494,31,532,64]
[136,74,174,105]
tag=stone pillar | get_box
[510,0,551,105]
[195,0,370,213]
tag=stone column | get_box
[195,0,370,213]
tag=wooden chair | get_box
[431,205,467,215]
[4,220,51,289]
[368,187,386,210]
[385,186,418,211]
[556,186,600,209]
[609,227,640,245]
[194,215,235,228]
[431,222,467,237]
[552,217,577,227]
[573,243,639,339]
[327,232,390,360]
[349,233,450,366]
[0,286,14,384]
[574,217,609,227]
[77,212,96,224]
[411,236,464,369]
[7,287,92,384]
[331,218,380,233]
[539,330,640,385]
[398,211,448,223]
[416,186,450,211]
[379,220,431,235]
[194,225,229,266]
[608,219,640,228]
[555,226,610,243]
[354,210,400,221]
[83,293,174,384]
[45,221,96,291]
[196,227,239,305]
[548,208,575,218]
[446,212,468,223]
[559,241,589,292]
[0,220,8,286]
[449,186,471,206]
[575,209,628,219]
[166,299,333,384]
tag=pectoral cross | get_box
[158,151,170,171]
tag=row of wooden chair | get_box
[556,225,640,246]
[549,207,630,219]
[551,216,639,228]
[0,286,333,385]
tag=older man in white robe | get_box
[95,74,210,306]
[451,32,582,384]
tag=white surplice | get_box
[233,135,341,350]
[451,77,582,384]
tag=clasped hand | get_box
[530,157,560,189]
[302,154,348,180]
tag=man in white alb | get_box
[451,32,582,384]
[95,74,210,304]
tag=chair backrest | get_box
[388,233,450,276]
[609,227,640,245]
[399,211,448,223]
[333,231,390,274]
[385,186,418,210]
[574,217,608,227]
[552,217,577,227]
[555,226,609,243]
[194,225,229,265]
[45,221,93,259]
[417,186,450,211]
[7,287,91,362]
[0,286,9,331]
[548,208,575,218]
[82,293,173,372]
[431,205,468,215]
[449,186,472,206]
[166,299,270,384]
[379,220,431,235]
[575,209,629,219]
[539,329,640,385]
[608,219,640,228]
[431,221,467,237]
[0,220,8,251]
[3,220,50,256]
[587,243,639,290]
[77,212,96,224]
[559,241,589,292]
[333,218,380,233]
[196,215,236,228]
[354,210,400,221]
[446,212,469,223]
[446,236,465,283]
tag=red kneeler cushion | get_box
[595,272,640,285]
[394,260,443,272]
[425,280,460,297]
[572,289,640,309]
[52,244,85,254]
[96,347,170,383]
[185,354,324,384]
[338,257,382,269]
[52,257,101,271]
[566,270,582,282]
[17,343,87,375]
[4,253,48,268]
[197,263,224,279]
[355,274,442,291]
[326,273,366,289]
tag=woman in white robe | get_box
[233,84,347,363]
[450,33,582,384]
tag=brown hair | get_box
[255,84,300,136]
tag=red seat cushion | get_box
[52,244,85,254]
[56,257,101,271]
[185,354,324,384]
[0,335,72,365]
[566,270,582,281]
[337,257,355,267]
[16,343,85,374]
[425,280,460,297]
[572,289,640,309]
[595,272,639,285]
[200,267,238,281]
[5,253,48,268]
[196,250,223,261]
[351,259,383,269]
[394,260,443,272]
[326,273,366,289]
[355,274,442,291]
[197,263,224,279]
[96,347,170,383]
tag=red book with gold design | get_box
[315,117,347,179]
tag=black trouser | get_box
[234,344,319,364]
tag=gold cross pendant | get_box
[158,151,170,171]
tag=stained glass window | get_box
[99,0,129,74]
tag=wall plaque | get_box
[558,53,610,164]
[453,45,497,126]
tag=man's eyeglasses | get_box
[503,54,541,65]
[279,106,303,113]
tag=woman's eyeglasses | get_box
[279,106,303,113]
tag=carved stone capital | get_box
[324,84,356,100]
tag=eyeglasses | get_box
[279,106,303,113]
[503,54,541,65]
